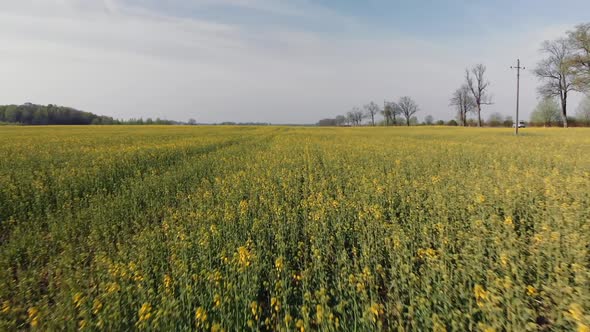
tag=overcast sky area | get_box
[1,0,589,124]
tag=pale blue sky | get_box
[0,0,588,123]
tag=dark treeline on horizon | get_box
[0,103,284,126]
[0,103,181,125]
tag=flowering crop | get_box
[0,126,589,331]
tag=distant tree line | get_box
[317,97,421,127]
[320,22,590,129]
[123,118,182,125]
[0,103,184,125]
[0,103,114,125]
[215,122,271,126]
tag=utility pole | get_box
[511,59,525,135]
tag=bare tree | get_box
[354,108,365,126]
[567,23,590,91]
[364,102,380,126]
[383,101,400,126]
[535,38,577,127]
[465,64,492,127]
[397,96,419,126]
[450,84,475,126]
[424,115,434,125]
[382,105,391,126]
[347,107,364,126]
[346,111,355,126]
[382,102,394,126]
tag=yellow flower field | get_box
[0,126,589,331]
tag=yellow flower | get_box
[477,323,496,332]
[92,299,103,315]
[476,194,486,204]
[433,315,446,332]
[163,274,172,291]
[271,297,280,312]
[211,322,224,332]
[250,301,259,317]
[369,303,382,322]
[275,256,284,272]
[236,246,253,268]
[569,303,585,322]
[526,285,537,296]
[138,303,152,322]
[474,284,488,307]
[73,292,84,308]
[239,200,249,215]
[500,253,509,267]
[504,216,513,227]
[107,282,120,293]
[284,314,293,324]
[356,282,365,292]
[28,307,39,328]
[418,248,438,260]
[316,305,324,323]
[214,294,221,308]
[295,319,305,332]
[1,301,10,314]
[196,307,207,322]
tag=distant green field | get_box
[1,126,589,331]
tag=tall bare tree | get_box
[535,38,577,128]
[347,109,361,126]
[567,23,590,91]
[397,96,419,126]
[355,108,365,126]
[347,107,364,126]
[450,84,475,126]
[346,111,355,126]
[465,64,492,127]
[382,102,393,126]
[364,102,380,126]
[382,101,400,126]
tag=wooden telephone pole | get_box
[511,59,525,135]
